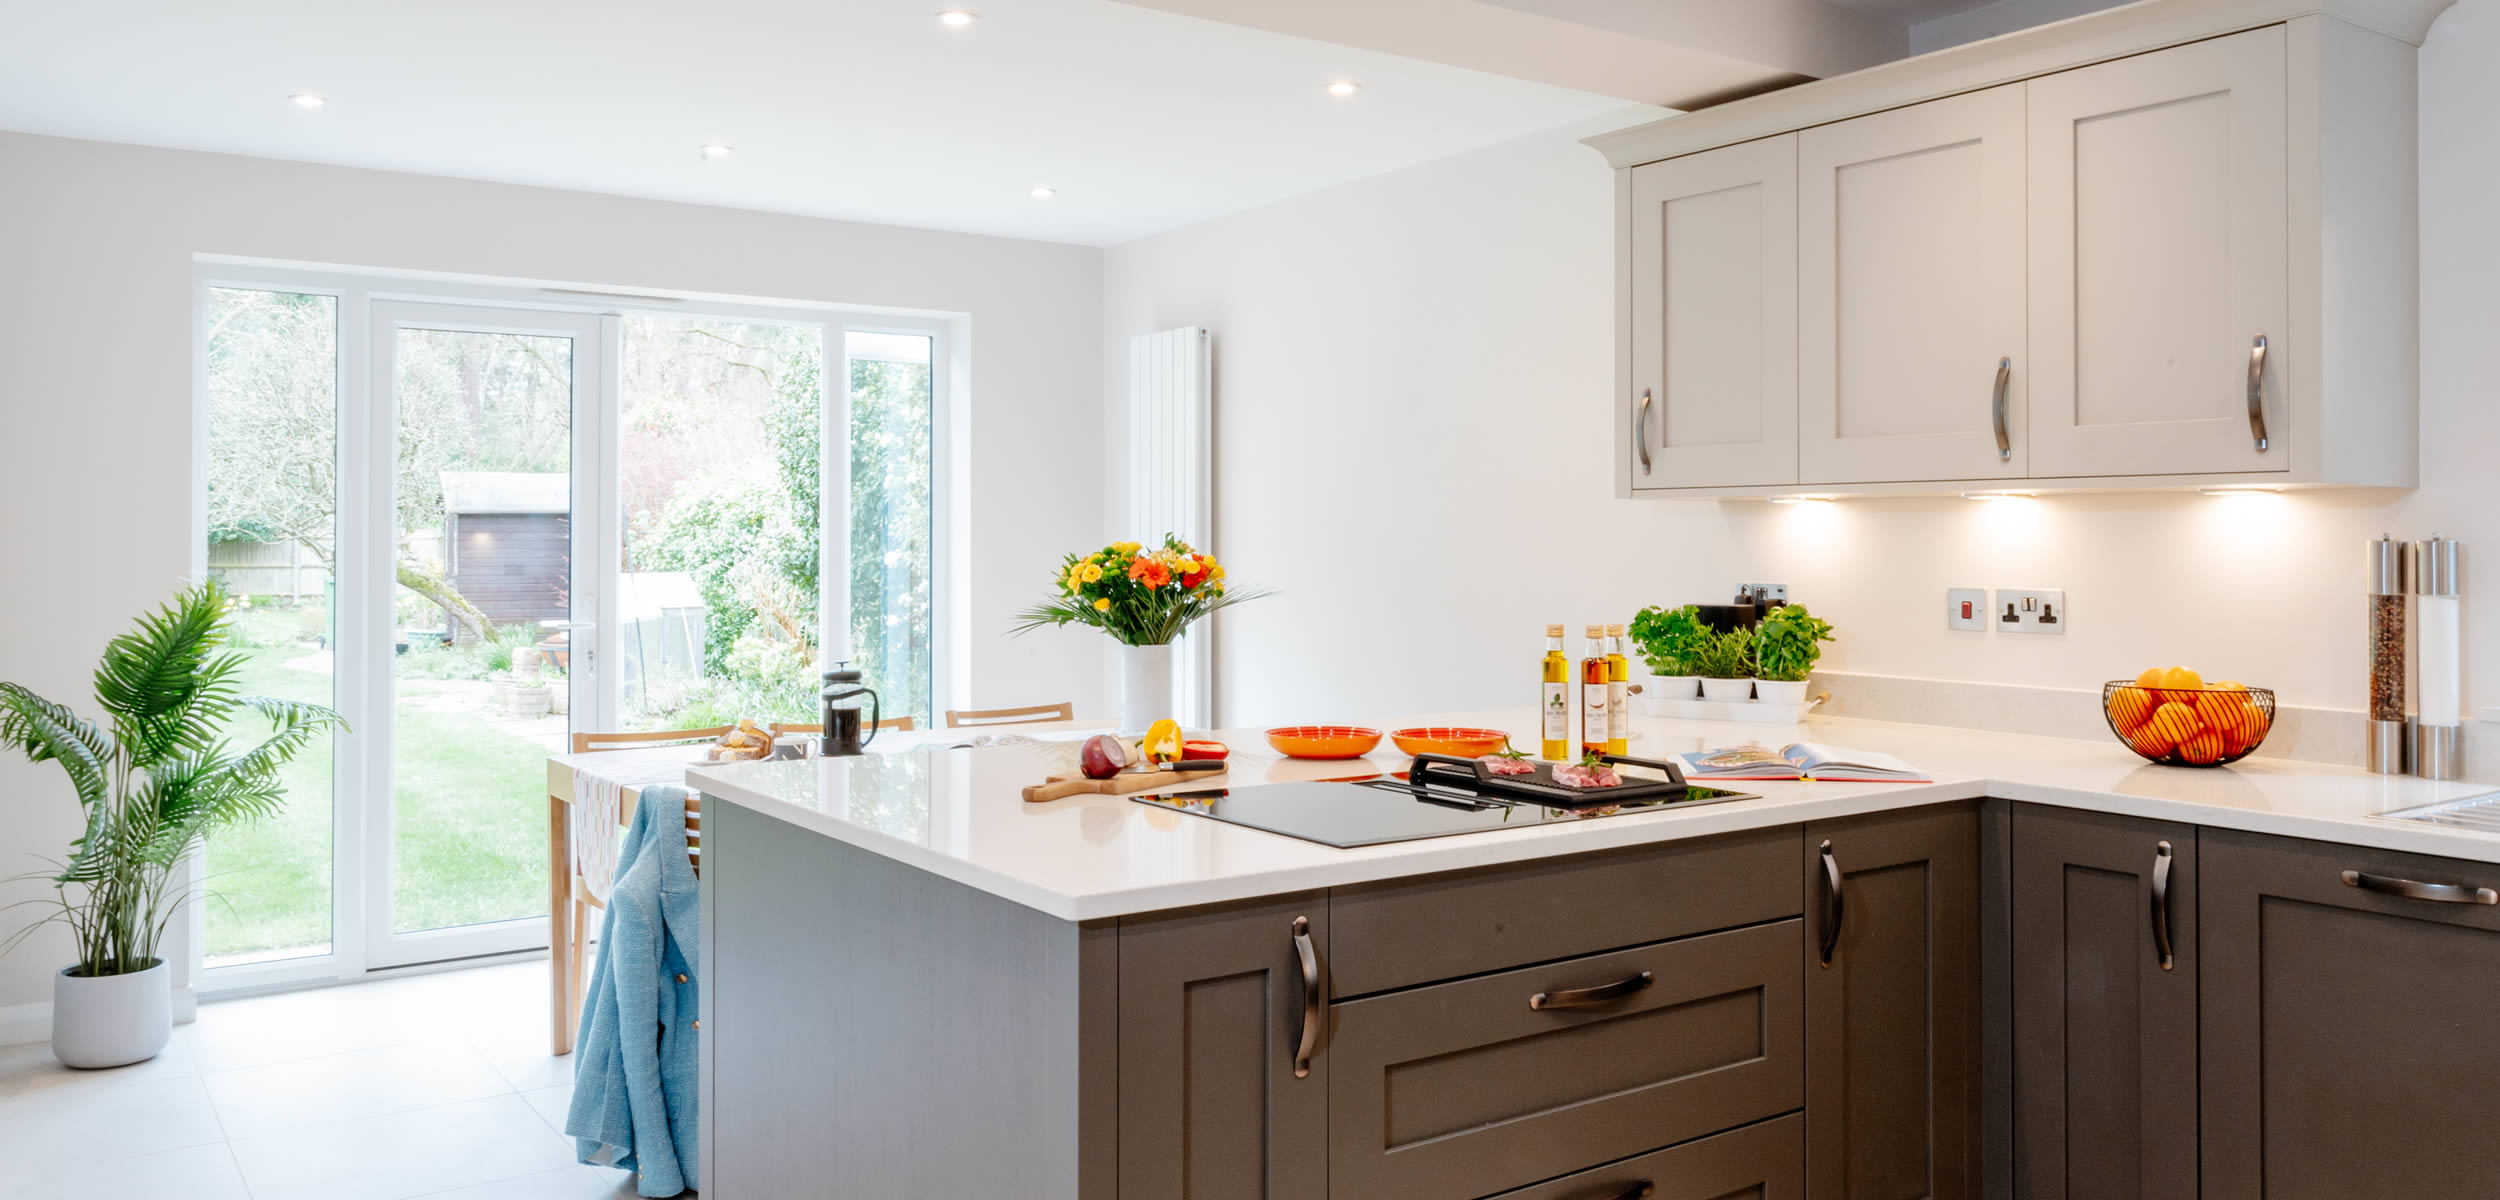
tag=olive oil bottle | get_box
[1540,625,1570,760]
[1604,623,1631,755]
[1581,625,1611,756]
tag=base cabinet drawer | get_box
[2199,828,2500,1199]
[1328,920,1803,1199]
[1486,1113,1805,1200]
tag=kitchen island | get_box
[688,709,2500,1199]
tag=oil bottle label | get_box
[1606,682,1627,740]
[1583,686,1608,742]
[1542,683,1567,742]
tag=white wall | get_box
[1106,1,2500,733]
[0,131,1104,1013]
[1908,0,2129,55]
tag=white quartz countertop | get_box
[686,709,2500,921]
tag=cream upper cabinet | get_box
[1594,0,2433,498]
[1625,134,1798,489]
[1797,85,2029,485]
[2026,26,2289,478]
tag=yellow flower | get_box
[1093,597,1111,611]
[1081,563,1104,583]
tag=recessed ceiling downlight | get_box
[289,93,326,110]
[937,9,977,27]
[1326,80,1361,98]
[1031,185,1055,199]
[699,144,734,160]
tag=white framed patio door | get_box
[356,301,609,968]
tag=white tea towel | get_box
[572,754,696,904]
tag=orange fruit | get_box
[2135,666,2168,689]
[2177,729,2228,765]
[2148,701,2202,748]
[2194,688,2251,733]
[2108,686,2157,732]
[2155,666,2204,704]
[2129,722,2178,759]
[2222,703,2271,754]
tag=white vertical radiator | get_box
[1128,327,1213,727]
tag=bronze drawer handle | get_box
[1529,970,1653,1011]
[2151,840,2176,971]
[2341,869,2498,905]
[1576,1184,1654,1200]
[1291,916,1322,1079]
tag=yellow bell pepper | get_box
[1141,719,1185,765]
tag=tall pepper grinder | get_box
[2366,534,2408,774]
[2410,535,2463,779]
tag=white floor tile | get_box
[521,1082,575,1135]
[8,1140,253,1200]
[229,1093,578,1200]
[411,1163,647,1199]
[0,1022,201,1100]
[205,1034,515,1138]
[0,1074,226,1166]
[471,1016,580,1092]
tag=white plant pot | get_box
[1637,675,1700,715]
[1753,679,1810,705]
[52,958,170,1069]
[1119,642,1176,733]
[1700,677,1756,702]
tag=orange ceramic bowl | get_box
[1265,725,1384,760]
[1389,727,1512,758]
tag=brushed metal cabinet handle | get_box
[2150,840,2176,971]
[1580,1184,1656,1200]
[1992,357,2012,463]
[1818,839,1845,967]
[2247,335,2270,451]
[1635,388,1654,477]
[1530,970,1655,1011]
[2341,869,2498,906]
[1290,916,1322,1079]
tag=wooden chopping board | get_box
[1022,767,1226,804]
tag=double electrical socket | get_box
[1946,587,2066,634]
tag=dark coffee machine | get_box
[819,663,883,757]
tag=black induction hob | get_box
[1129,762,1759,849]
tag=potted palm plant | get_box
[1688,626,1760,702]
[1628,604,1704,703]
[1,581,341,1067]
[1754,605,1836,705]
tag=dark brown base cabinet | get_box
[2199,828,2500,1200]
[1803,804,1982,1200]
[2009,805,2197,1200]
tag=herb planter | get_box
[1754,679,1810,705]
[1700,677,1755,702]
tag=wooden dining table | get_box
[542,721,1109,1054]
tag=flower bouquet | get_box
[1011,536,1270,729]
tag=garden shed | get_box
[441,471,569,642]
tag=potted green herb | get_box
[1755,604,1836,705]
[0,582,341,1067]
[1627,604,1704,703]
[1687,626,1759,702]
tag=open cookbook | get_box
[1675,743,1930,783]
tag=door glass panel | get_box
[846,331,936,724]
[390,328,573,933]
[202,287,338,966]
[616,316,823,730]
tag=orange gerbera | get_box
[1129,557,1172,588]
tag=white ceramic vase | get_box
[1700,677,1756,702]
[1753,678,1810,705]
[1119,642,1176,733]
[52,958,170,1069]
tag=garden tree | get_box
[205,290,571,643]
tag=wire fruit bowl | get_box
[2102,682,2276,767]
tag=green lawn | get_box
[204,623,552,961]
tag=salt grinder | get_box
[2366,534,2408,774]
[2410,535,2463,779]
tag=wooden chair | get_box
[561,727,722,1051]
[766,715,915,736]
[944,701,1076,729]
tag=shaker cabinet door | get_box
[1803,804,1982,1200]
[2011,805,2198,1200]
[2200,829,2500,1199]
[1627,133,1799,489]
[2026,25,2288,478]
[1798,84,2028,485]
[1117,894,1329,1200]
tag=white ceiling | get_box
[0,0,1643,246]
